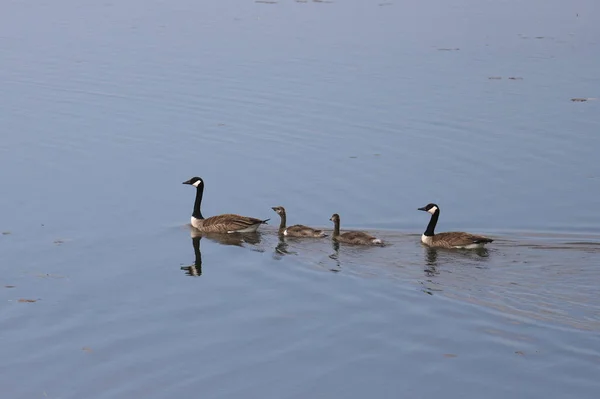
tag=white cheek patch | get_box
[192,180,202,188]
[427,206,438,215]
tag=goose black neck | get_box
[332,219,340,237]
[424,209,439,237]
[192,185,204,219]
[278,212,287,231]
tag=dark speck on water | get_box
[1,0,599,398]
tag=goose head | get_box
[271,206,286,215]
[418,203,439,215]
[183,176,204,188]
[329,213,340,223]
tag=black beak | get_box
[182,180,192,185]
[417,207,427,211]
[271,207,277,211]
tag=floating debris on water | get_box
[18,298,38,303]
[2,231,10,235]
[508,77,524,80]
[82,347,93,353]
[488,76,502,80]
[571,98,597,102]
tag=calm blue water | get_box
[1,1,599,398]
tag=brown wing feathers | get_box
[202,214,269,233]
[433,232,493,248]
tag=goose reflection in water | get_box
[328,240,341,272]
[420,245,493,294]
[199,230,262,247]
[424,247,440,277]
[420,244,491,284]
[273,234,298,259]
[181,236,203,277]
[180,229,263,277]
[423,244,489,267]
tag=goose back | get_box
[422,231,493,249]
[192,214,268,233]
[285,224,327,238]
[336,231,382,245]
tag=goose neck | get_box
[332,219,340,237]
[424,209,439,237]
[192,185,205,219]
[278,211,287,231]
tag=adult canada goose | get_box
[182,177,269,233]
[418,203,493,249]
[329,213,383,246]
[271,206,327,238]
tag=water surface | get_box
[1,0,599,398]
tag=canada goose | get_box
[329,213,383,246]
[418,203,493,249]
[182,177,269,233]
[271,206,327,238]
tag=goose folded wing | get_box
[437,232,493,246]
[203,214,266,230]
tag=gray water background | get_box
[1,1,599,398]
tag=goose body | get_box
[272,206,327,238]
[418,203,493,249]
[329,213,383,246]
[183,177,269,233]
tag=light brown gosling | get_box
[329,213,383,246]
[272,206,327,237]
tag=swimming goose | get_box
[271,206,327,237]
[329,213,383,245]
[418,203,493,249]
[183,177,269,233]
